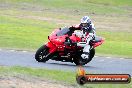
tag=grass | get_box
[3,0,132,6]
[85,0,132,6]
[0,66,131,88]
[0,66,76,85]
[0,14,132,57]
[0,0,132,57]
[0,15,56,50]
[1,0,132,15]
[96,31,132,57]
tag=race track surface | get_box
[0,49,132,75]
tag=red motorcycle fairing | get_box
[69,34,81,42]
[48,35,68,53]
[46,35,80,54]
[46,41,57,53]
[46,28,82,54]
[46,28,104,53]
[45,29,60,53]
[93,39,104,48]
[51,35,67,45]
[93,38,105,48]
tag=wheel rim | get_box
[38,49,48,61]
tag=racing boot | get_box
[81,45,90,59]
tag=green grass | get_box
[4,0,132,6]
[0,14,132,57]
[1,0,132,15]
[96,31,132,57]
[0,66,76,85]
[0,15,56,50]
[0,66,131,88]
[0,0,132,57]
[85,0,132,6]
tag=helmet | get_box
[80,16,91,31]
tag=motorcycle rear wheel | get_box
[74,48,95,65]
[35,45,49,62]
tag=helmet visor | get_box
[81,23,88,27]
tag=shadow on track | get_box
[47,62,97,69]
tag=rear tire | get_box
[87,48,95,62]
[74,48,95,65]
[35,45,49,62]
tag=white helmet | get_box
[81,16,91,24]
[80,16,91,31]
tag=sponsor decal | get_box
[76,66,131,85]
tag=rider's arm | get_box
[88,23,96,39]
[69,24,81,31]
[89,23,96,33]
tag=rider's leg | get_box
[81,44,90,59]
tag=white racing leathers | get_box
[80,33,94,59]
[74,23,96,59]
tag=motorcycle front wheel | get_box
[35,45,49,62]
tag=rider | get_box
[70,16,96,60]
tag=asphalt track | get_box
[0,49,132,75]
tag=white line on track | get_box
[120,58,125,59]
[9,50,15,52]
[106,57,111,58]
[22,51,28,53]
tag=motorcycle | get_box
[35,27,104,65]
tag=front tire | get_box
[35,45,49,62]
